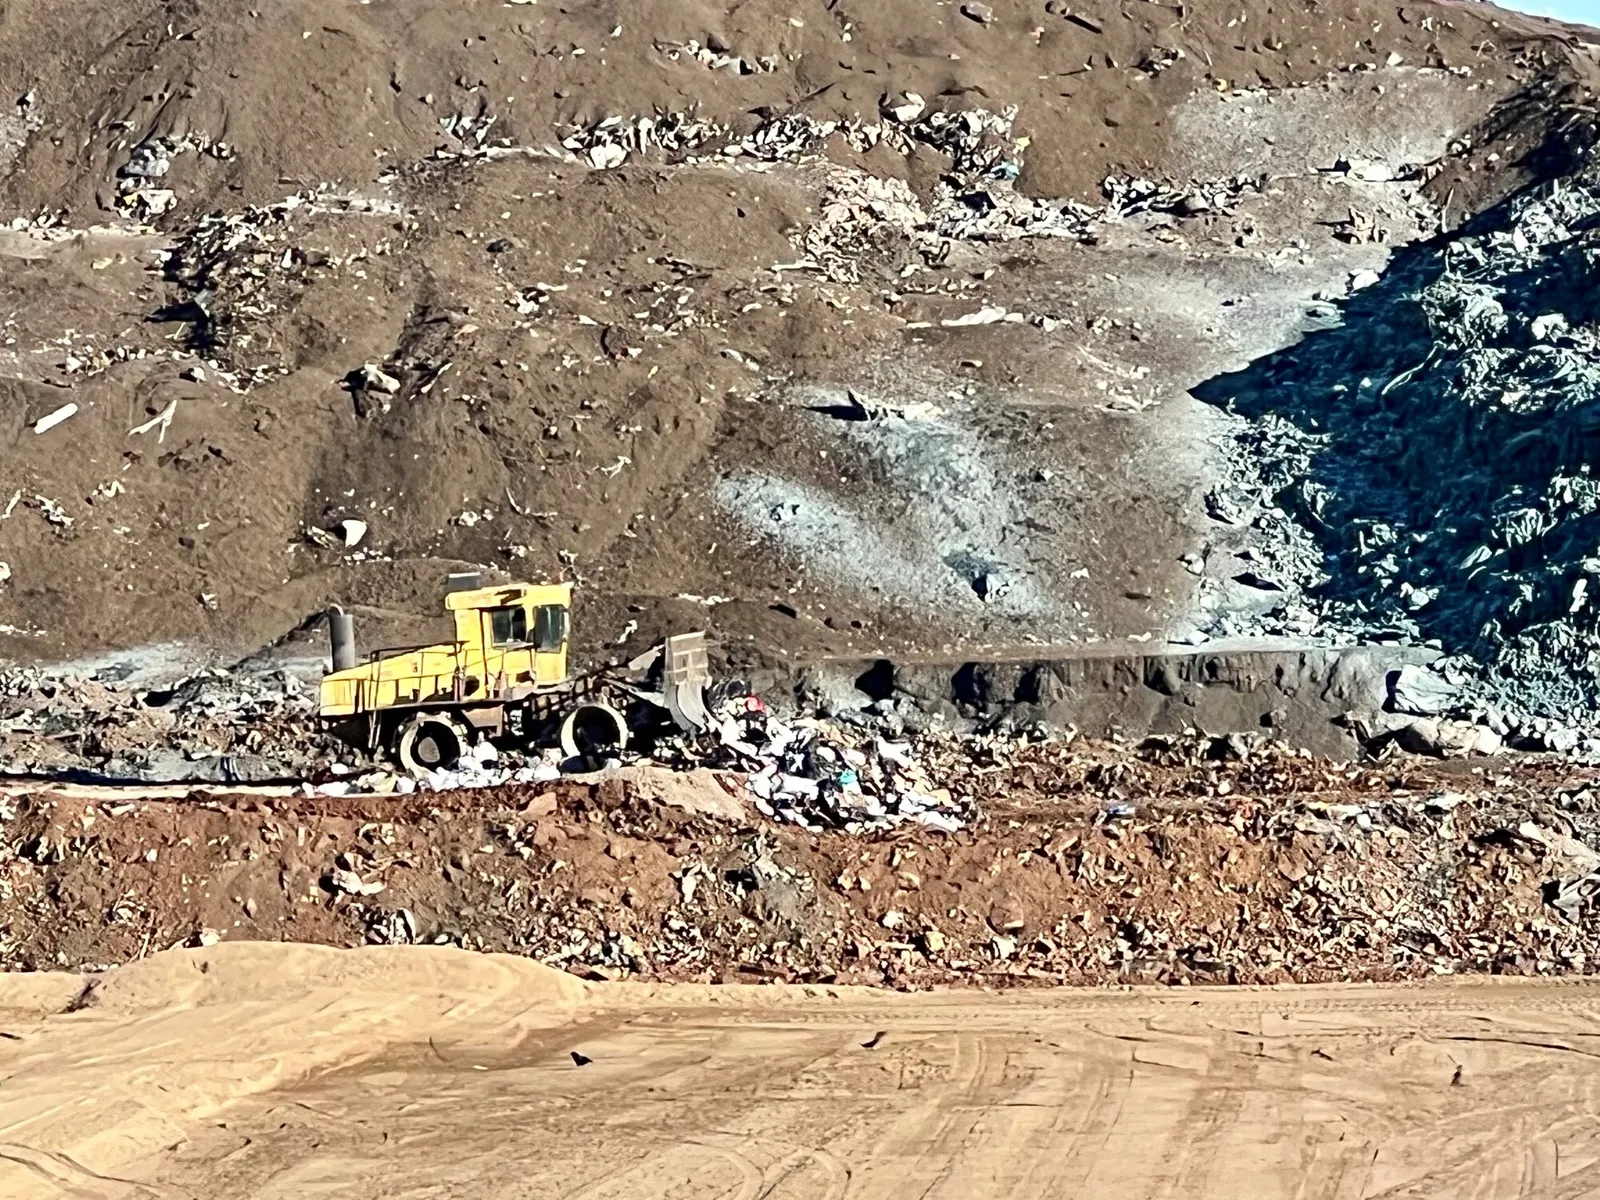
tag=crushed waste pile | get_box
[1201,166,1600,736]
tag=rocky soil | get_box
[8,733,1600,985]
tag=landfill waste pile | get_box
[6,727,1600,987]
[8,0,1600,1040]
[327,692,976,836]
[1198,156,1600,739]
[0,0,1565,672]
[165,100,1259,383]
[699,693,977,834]
[0,665,975,833]
[0,666,335,782]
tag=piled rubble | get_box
[0,667,331,782]
[9,729,1600,985]
[555,108,727,169]
[322,748,562,798]
[455,101,1255,282]
[0,666,978,831]
[701,694,976,834]
[1101,173,1260,220]
[331,691,978,833]
[653,37,778,77]
[1201,166,1600,736]
[159,187,404,379]
[801,169,926,283]
[143,95,1277,397]
[468,740,1600,986]
[114,132,236,221]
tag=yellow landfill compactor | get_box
[319,573,711,774]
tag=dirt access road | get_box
[2,945,1597,1198]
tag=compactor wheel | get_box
[397,715,469,775]
[559,702,630,761]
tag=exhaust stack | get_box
[329,606,357,672]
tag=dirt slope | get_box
[0,0,1552,214]
[4,944,1600,1198]
[0,0,1587,674]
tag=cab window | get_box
[489,606,528,646]
[533,604,568,651]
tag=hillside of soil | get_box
[0,0,1594,692]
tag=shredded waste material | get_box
[1201,169,1600,737]
[705,694,977,834]
[7,729,1600,988]
[0,666,335,783]
[0,668,978,834]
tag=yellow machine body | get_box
[319,581,573,719]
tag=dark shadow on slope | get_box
[1191,154,1600,714]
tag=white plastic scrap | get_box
[32,403,77,434]
[941,307,1022,327]
[360,363,402,393]
[328,867,386,896]
[714,697,973,833]
[129,399,178,442]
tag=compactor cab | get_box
[445,578,573,690]
[320,577,574,720]
[318,573,710,774]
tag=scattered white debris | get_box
[941,306,1021,327]
[723,694,975,834]
[587,142,627,170]
[360,363,402,393]
[882,91,926,123]
[32,402,77,434]
[33,496,71,528]
[129,399,178,442]
[1532,312,1568,341]
[328,867,386,896]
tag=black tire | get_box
[398,716,466,774]
[559,702,629,760]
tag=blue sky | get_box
[1500,0,1600,27]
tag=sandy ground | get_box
[3,945,1600,1198]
